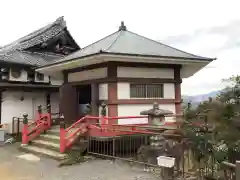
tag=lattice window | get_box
[130,84,164,98]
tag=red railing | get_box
[22,105,52,145]
[60,115,152,153]
[59,111,209,153]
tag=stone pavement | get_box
[0,143,161,180]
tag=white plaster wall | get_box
[117,83,175,99]
[117,67,174,79]
[163,84,175,99]
[68,68,107,82]
[117,104,176,124]
[99,83,108,100]
[50,92,60,113]
[1,91,46,133]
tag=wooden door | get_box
[59,83,78,125]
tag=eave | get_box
[36,51,216,70]
[35,52,216,79]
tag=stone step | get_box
[18,124,89,161]
[19,144,67,161]
[39,134,60,143]
[31,139,60,151]
[47,127,60,135]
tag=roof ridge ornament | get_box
[119,21,127,31]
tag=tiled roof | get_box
[53,22,213,64]
[0,17,67,66]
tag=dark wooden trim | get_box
[99,99,181,105]
[65,61,182,74]
[117,78,181,84]
[114,61,182,69]
[46,93,50,106]
[0,87,58,92]
[0,62,34,69]
[68,78,114,85]
[107,62,117,78]
[0,80,52,86]
[65,62,108,74]
[174,66,181,82]
[64,28,81,50]
[63,71,68,83]
[91,83,99,116]
[69,77,180,85]
[174,66,182,114]
[102,52,214,61]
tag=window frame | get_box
[129,83,164,99]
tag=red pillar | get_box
[22,113,29,145]
[107,83,118,124]
[107,63,118,124]
[175,83,181,115]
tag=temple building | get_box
[36,21,215,125]
[0,17,80,132]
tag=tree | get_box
[181,75,240,178]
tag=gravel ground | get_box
[0,143,161,180]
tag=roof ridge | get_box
[126,30,213,59]
[0,16,66,52]
[62,30,120,58]
[105,31,123,51]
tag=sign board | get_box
[157,156,175,168]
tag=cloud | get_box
[164,19,240,56]
[162,20,240,95]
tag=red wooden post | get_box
[47,104,52,128]
[59,115,66,153]
[37,105,42,125]
[22,113,29,145]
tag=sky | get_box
[0,0,239,95]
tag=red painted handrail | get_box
[60,116,100,153]
[60,115,150,153]
[22,105,52,145]
[59,114,191,153]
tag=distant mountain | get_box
[182,90,221,107]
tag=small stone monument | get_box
[140,102,173,126]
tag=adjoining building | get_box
[0,17,80,133]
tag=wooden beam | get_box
[91,83,99,116]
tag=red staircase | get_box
[20,105,184,159]
[59,116,89,153]
[22,105,52,145]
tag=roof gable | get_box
[0,17,79,66]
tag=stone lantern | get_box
[140,102,173,126]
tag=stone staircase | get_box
[19,125,88,161]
